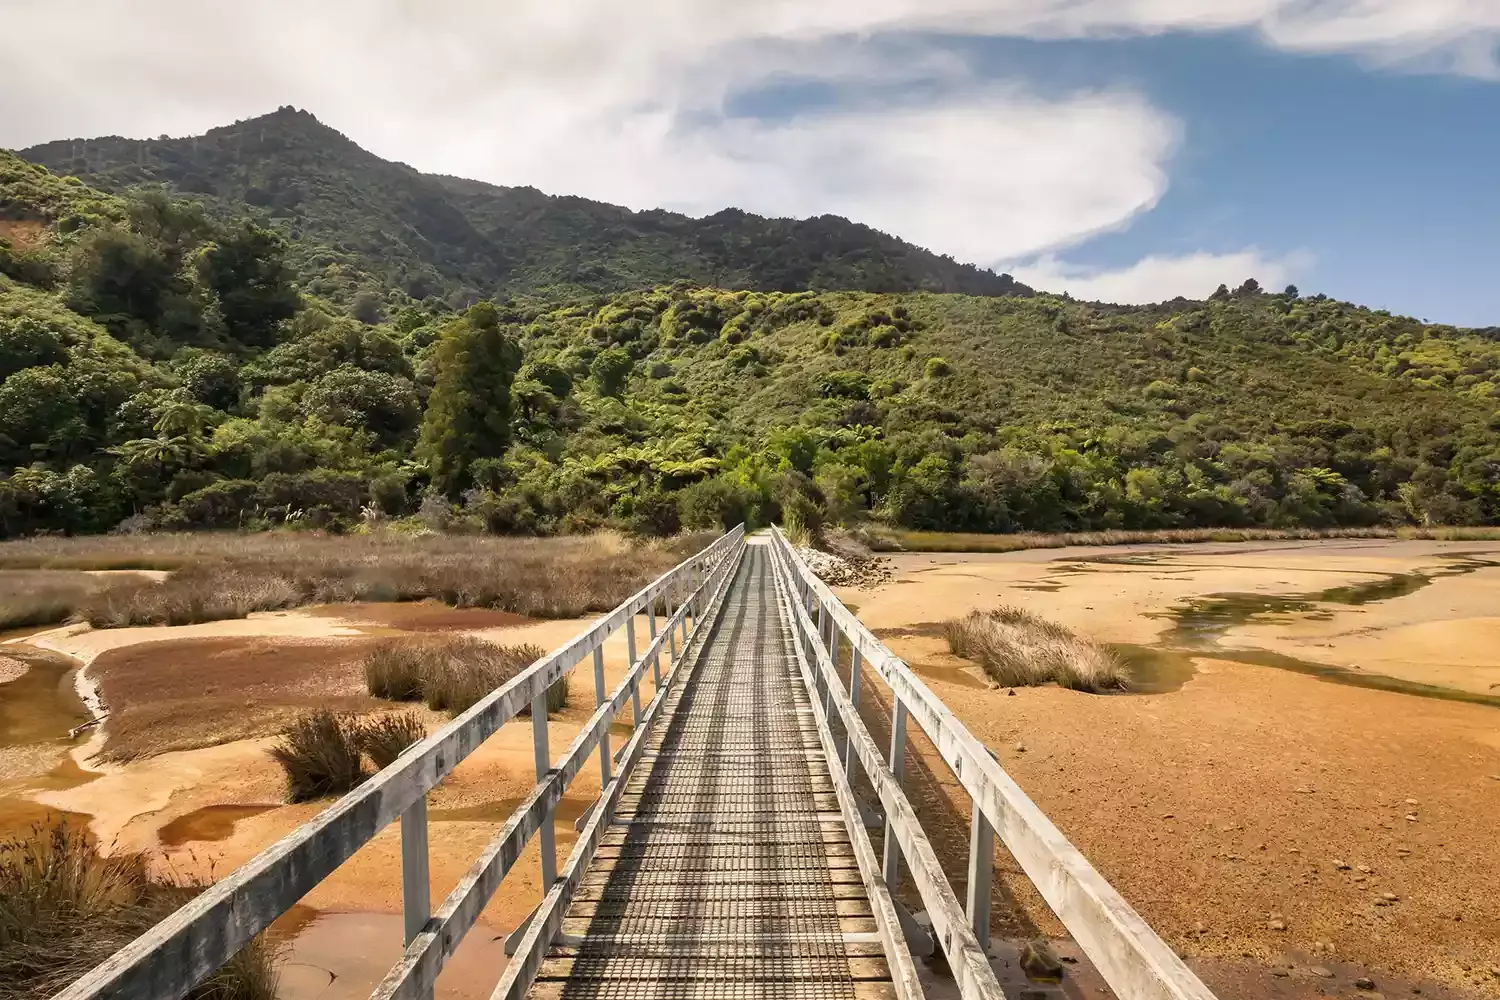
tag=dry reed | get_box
[944,607,1126,692]
[0,821,279,1000]
[360,637,562,716]
[872,524,1500,554]
[0,530,715,629]
[358,712,427,769]
[265,709,367,803]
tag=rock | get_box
[1162,813,1175,819]
[1007,688,1017,696]
[1404,814,1418,822]
[1019,940,1065,981]
[1381,892,1400,902]
[1267,916,1288,931]
[987,681,1001,690]
[1405,798,1418,806]
[1334,859,1352,870]
[1193,922,1208,935]
[1015,743,1028,753]
[1272,969,1290,978]
[1356,977,1378,991]
[1310,966,1335,979]
[1357,864,1374,874]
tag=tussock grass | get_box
[944,607,1126,692]
[0,821,279,1000]
[360,637,560,716]
[266,709,366,803]
[0,531,715,629]
[358,712,427,769]
[0,570,106,631]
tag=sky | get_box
[1,1,1498,326]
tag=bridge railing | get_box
[767,526,1218,1000]
[58,525,746,1000]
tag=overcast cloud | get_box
[2,1,1492,302]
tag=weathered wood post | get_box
[967,806,995,950]
[845,647,862,776]
[593,645,611,783]
[400,797,431,951]
[532,688,556,887]
[883,698,907,888]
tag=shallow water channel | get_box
[1123,552,1500,707]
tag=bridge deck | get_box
[526,543,895,1000]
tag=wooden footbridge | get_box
[60,528,1217,1000]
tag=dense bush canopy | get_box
[1,150,1496,539]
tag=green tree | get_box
[196,221,299,348]
[591,347,633,397]
[417,302,523,496]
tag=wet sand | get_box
[845,538,1500,998]
[5,543,1499,998]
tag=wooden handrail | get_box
[768,527,1217,1000]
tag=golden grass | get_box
[0,570,107,631]
[358,712,427,769]
[0,821,279,1000]
[266,709,366,803]
[361,637,561,716]
[944,607,1126,692]
[871,525,1500,553]
[0,530,717,629]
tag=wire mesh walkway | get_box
[525,542,894,1000]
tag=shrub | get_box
[0,820,280,1000]
[362,640,429,701]
[944,607,1126,692]
[363,637,551,717]
[924,356,951,378]
[358,712,426,769]
[266,709,367,802]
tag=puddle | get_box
[0,645,89,746]
[1149,553,1500,707]
[1112,645,1198,694]
[158,804,280,847]
[277,909,507,1000]
[429,795,591,825]
[311,601,534,633]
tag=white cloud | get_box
[0,0,1489,289]
[1013,249,1313,303]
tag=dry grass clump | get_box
[361,637,561,716]
[0,530,716,629]
[266,709,367,803]
[358,712,427,769]
[0,821,279,1000]
[944,607,1126,692]
[0,570,107,631]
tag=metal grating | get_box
[527,544,887,1000]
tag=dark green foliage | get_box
[419,302,523,496]
[0,150,1497,542]
[196,221,299,347]
[19,109,1032,305]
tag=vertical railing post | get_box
[627,604,643,726]
[532,689,556,888]
[844,647,862,775]
[967,804,995,951]
[648,586,661,686]
[667,573,680,665]
[593,644,611,783]
[400,798,430,941]
[883,698,907,888]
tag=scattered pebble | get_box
[1356,977,1378,991]
[1357,864,1375,874]
[1015,743,1027,753]
[1404,814,1418,822]
[1162,813,1175,820]
[1310,966,1334,979]
[1267,915,1287,931]
[1334,859,1352,870]
[1405,799,1418,806]
[1381,892,1400,902]
[1019,940,1065,980]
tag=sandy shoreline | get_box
[4,541,1500,999]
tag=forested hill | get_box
[18,106,1032,306]
[1,151,1497,539]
